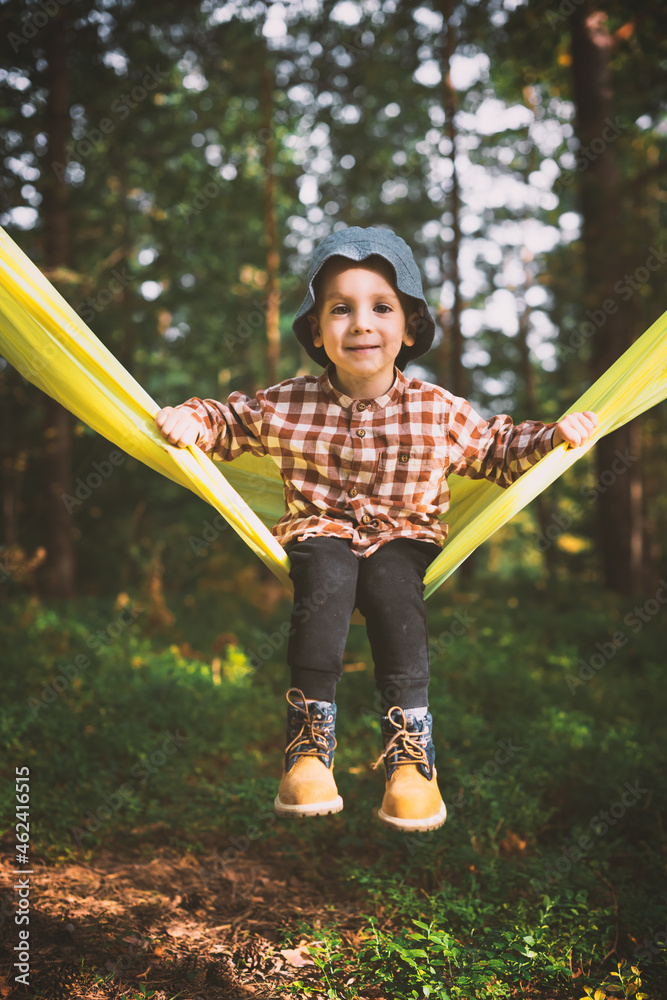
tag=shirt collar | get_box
[318,363,406,409]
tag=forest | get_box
[0,0,666,998]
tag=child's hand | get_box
[553,410,598,448]
[155,406,202,448]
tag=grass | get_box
[1,570,666,998]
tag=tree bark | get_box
[436,0,463,398]
[516,248,556,575]
[436,0,473,581]
[40,13,75,598]
[261,62,280,388]
[570,5,644,593]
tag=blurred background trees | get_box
[1,0,665,603]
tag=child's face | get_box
[307,258,418,398]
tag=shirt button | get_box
[361,514,371,525]
[356,428,366,438]
[348,487,358,498]
[399,452,409,463]
[356,402,366,411]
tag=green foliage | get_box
[2,578,666,996]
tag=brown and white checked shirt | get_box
[177,365,557,557]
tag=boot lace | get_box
[285,688,336,763]
[372,706,429,771]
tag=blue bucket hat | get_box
[292,226,435,370]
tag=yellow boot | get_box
[374,707,446,832]
[274,688,343,817]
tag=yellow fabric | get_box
[1,223,666,606]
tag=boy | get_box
[155,226,597,833]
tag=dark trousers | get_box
[285,535,441,711]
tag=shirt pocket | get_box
[374,445,447,504]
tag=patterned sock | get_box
[403,706,428,721]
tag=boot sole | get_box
[377,800,447,832]
[273,794,344,817]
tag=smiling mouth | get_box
[347,345,379,351]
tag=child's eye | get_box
[329,302,393,315]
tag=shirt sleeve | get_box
[446,394,557,488]
[174,391,268,461]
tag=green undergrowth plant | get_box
[1,574,666,996]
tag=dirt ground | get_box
[0,834,368,1000]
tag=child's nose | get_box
[351,308,374,331]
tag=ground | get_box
[1,835,359,1000]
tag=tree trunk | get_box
[516,248,556,575]
[436,0,473,581]
[261,63,280,388]
[434,0,475,581]
[436,0,463,398]
[570,5,643,593]
[40,13,75,598]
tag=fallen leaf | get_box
[279,946,315,968]
[166,921,190,938]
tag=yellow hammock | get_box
[1,223,666,604]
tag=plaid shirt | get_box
[178,365,557,557]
